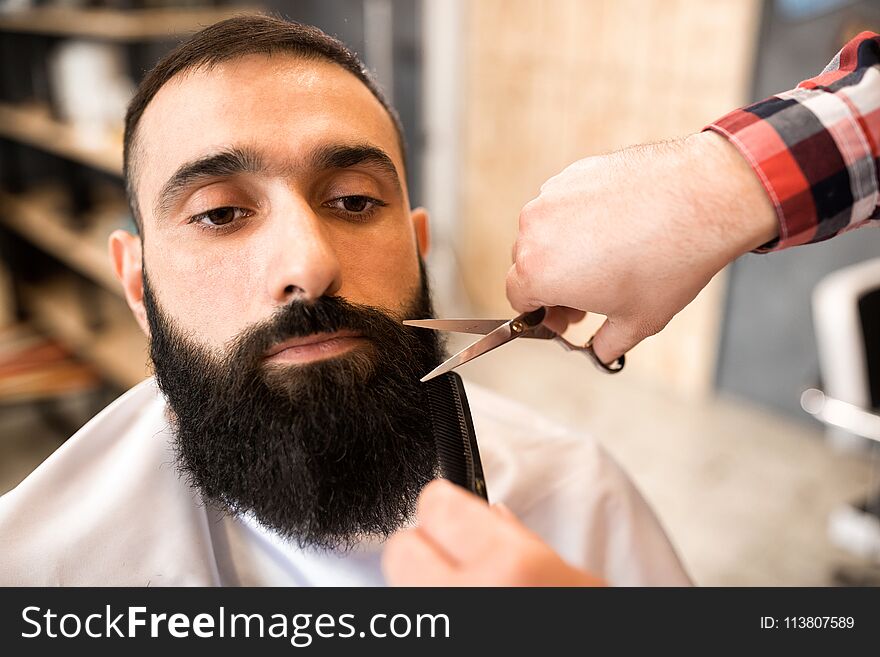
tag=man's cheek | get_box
[343,246,420,305]
[149,275,244,346]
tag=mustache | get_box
[226,295,419,367]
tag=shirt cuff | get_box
[705,88,878,253]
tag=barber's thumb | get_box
[589,318,639,365]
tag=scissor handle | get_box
[554,334,625,373]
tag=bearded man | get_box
[0,15,688,586]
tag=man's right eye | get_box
[188,207,252,229]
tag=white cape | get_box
[0,379,690,586]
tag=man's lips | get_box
[264,330,366,364]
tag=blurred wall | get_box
[455,0,762,398]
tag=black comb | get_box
[423,372,488,501]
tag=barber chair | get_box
[803,257,880,582]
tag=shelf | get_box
[1,187,149,388]
[0,7,261,41]
[0,103,122,175]
[0,323,101,404]
[0,189,127,297]
[21,278,148,390]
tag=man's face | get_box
[111,53,444,549]
[129,53,426,351]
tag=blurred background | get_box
[1,0,879,585]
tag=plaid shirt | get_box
[707,31,880,252]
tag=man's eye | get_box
[189,207,251,228]
[326,195,387,217]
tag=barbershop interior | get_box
[1,0,879,586]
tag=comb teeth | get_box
[424,372,488,500]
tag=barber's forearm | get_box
[693,131,778,254]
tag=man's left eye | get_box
[326,195,386,216]
[188,206,252,228]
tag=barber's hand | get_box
[382,480,604,587]
[506,132,778,364]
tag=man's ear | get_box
[411,207,430,258]
[108,229,149,335]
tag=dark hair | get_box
[123,14,405,233]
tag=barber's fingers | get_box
[414,479,512,565]
[383,487,529,586]
[508,255,634,365]
[505,263,541,312]
[506,259,589,331]
[589,317,640,365]
[382,528,458,586]
[542,306,586,334]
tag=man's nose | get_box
[265,203,342,304]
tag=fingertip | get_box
[420,478,459,503]
[417,479,474,521]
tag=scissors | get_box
[404,306,625,382]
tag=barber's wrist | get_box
[685,131,778,257]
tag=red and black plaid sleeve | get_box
[706,31,880,252]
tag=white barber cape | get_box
[0,379,690,586]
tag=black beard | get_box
[142,266,444,551]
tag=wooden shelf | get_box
[0,189,127,297]
[0,7,261,41]
[0,323,101,403]
[0,103,122,175]
[0,190,148,389]
[21,278,148,390]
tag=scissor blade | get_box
[419,321,516,382]
[403,318,508,335]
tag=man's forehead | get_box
[135,53,403,205]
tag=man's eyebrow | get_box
[310,144,402,193]
[154,147,264,220]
